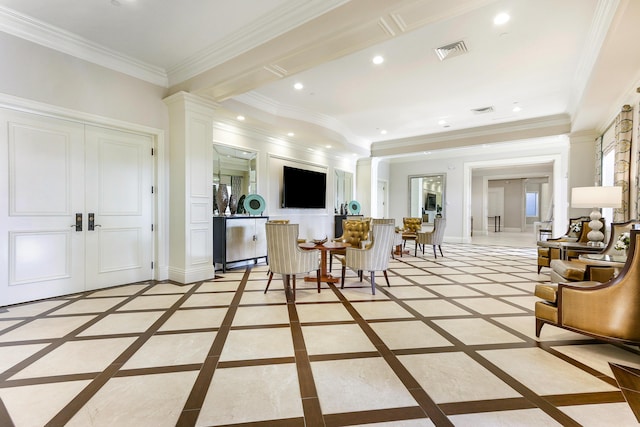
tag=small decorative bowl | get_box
[312,236,328,244]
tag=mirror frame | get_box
[408,174,446,222]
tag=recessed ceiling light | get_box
[236,115,245,121]
[372,55,384,65]
[326,145,332,148]
[494,12,510,25]
[287,132,295,137]
[294,82,304,90]
[512,102,522,112]
[438,120,447,126]
[380,129,387,135]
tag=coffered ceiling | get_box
[1,0,639,159]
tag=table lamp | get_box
[571,186,622,246]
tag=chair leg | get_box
[535,318,545,337]
[438,245,443,257]
[433,245,437,258]
[264,271,274,294]
[341,265,346,288]
[316,269,321,293]
[383,270,390,287]
[537,265,542,274]
[329,254,333,272]
[370,271,376,295]
[359,270,363,282]
[292,275,296,302]
[414,243,417,257]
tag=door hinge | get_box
[151,261,154,269]
[151,147,154,156]
[151,224,154,232]
[151,186,154,194]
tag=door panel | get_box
[0,110,85,306]
[84,126,152,290]
[0,112,154,306]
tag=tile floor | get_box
[1,240,640,426]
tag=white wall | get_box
[388,138,572,243]
[212,122,357,241]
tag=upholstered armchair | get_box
[330,218,370,272]
[340,223,395,295]
[372,218,403,258]
[401,217,422,250]
[536,216,590,273]
[265,223,320,301]
[534,229,640,345]
[415,217,446,258]
[550,220,639,282]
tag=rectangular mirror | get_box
[409,174,445,223]
[335,169,353,213]
[213,144,257,215]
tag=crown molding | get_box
[0,6,168,87]
[371,114,572,157]
[166,0,349,86]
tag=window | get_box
[526,191,539,217]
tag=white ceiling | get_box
[1,0,638,160]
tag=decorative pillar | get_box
[164,92,216,283]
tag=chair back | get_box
[265,223,318,275]
[403,217,422,233]
[267,219,290,224]
[372,218,395,225]
[602,220,640,255]
[431,217,446,244]
[339,219,370,246]
[346,223,395,271]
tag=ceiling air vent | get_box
[471,106,495,114]
[434,40,468,61]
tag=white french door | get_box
[0,110,153,306]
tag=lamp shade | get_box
[571,186,622,208]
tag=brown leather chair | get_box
[550,220,639,282]
[535,228,640,345]
[536,216,590,273]
[401,217,422,251]
[330,218,370,272]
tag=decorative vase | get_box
[229,194,237,215]
[216,184,228,216]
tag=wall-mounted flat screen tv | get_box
[282,166,326,208]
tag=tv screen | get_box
[282,166,327,208]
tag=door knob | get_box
[71,213,83,231]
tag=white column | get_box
[164,92,216,283]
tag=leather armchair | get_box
[330,218,370,272]
[534,229,640,345]
[550,220,639,282]
[401,217,422,250]
[536,216,589,273]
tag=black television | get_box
[282,166,326,208]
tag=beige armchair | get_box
[550,220,639,282]
[415,217,446,258]
[265,223,320,301]
[534,229,640,345]
[372,218,403,258]
[340,223,395,295]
